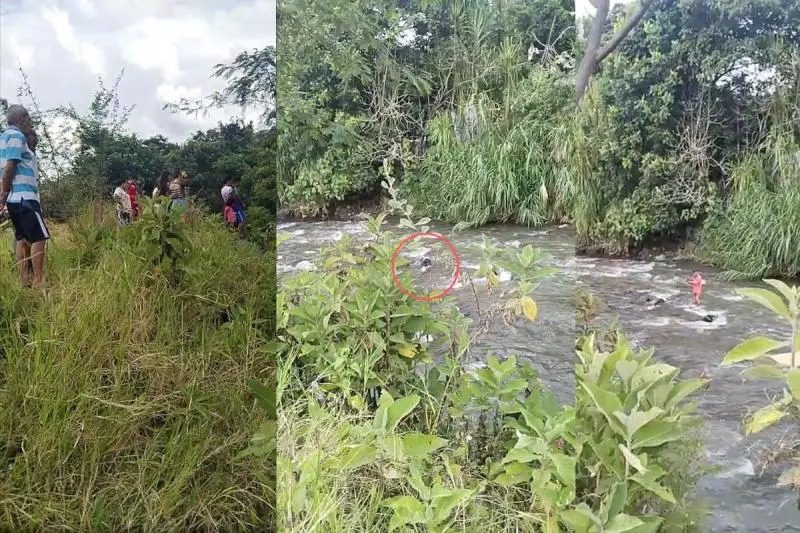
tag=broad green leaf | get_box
[383,495,426,531]
[665,378,708,410]
[737,287,792,321]
[551,453,577,489]
[619,444,647,473]
[741,365,785,380]
[763,279,797,313]
[627,516,664,533]
[248,380,276,416]
[520,296,538,321]
[386,394,420,432]
[787,369,800,400]
[561,504,601,531]
[631,471,676,504]
[402,433,448,458]
[745,405,786,435]
[580,381,625,435]
[721,337,786,365]
[605,481,627,521]
[495,461,535,486]
[339,444,378,470]
[606,514,645,533]
[430,485,473,526]
[631,420,681,449]
[614,407,664,439]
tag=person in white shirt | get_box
[113,180,133,225]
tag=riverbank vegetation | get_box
[274,182,707,531]
[278,0,800,279]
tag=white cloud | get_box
[41,6,105,75]
[121,17,210,83]
[156,84,203,104]
[1,0,275,141]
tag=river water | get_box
[277,218,800,532]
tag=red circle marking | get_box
[390,232,461,303]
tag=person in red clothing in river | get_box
[688,272,706,305]
[125,176,139,221]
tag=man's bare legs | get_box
[15,239,45,287]
[30,240,46,287]
[15,239,32,286]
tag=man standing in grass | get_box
[0,105,49,288]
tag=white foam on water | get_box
[624,262,655,273]
[304,250,316,255]
[636,316,671,327]
[651,288,682,301]
[295,260,316,272]
[290,229,306,235]
[277,222,298,230]
[715,458,755,479]
[406,247,431,258]
[504,240,522,248]
[323,231,345,242]
[678,312,728,330]
[718,292,745,302]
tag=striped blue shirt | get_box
[0,125,39,203]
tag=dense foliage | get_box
[571,0,800,275]
[278,0,575,219]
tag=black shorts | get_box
[6,200,50,243]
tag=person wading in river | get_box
[688,272,705,305]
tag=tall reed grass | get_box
[405,70,576,228]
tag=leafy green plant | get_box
[720,279,800,497]
[132,197,193,279]
[571,334,707,531]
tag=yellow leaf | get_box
[521,296,538,322]
[488,270,499,288]
[397,343,417,358]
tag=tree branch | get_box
[595,0,655,65]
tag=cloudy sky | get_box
[0,0,275,141]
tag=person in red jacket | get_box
[688,272,706,305]
[125,176,139,220]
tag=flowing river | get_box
[277,218,800,532]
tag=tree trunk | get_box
[576,0,655,102]
[576,0,610,102]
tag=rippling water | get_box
[278,218,800,531]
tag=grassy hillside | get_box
[0,202,275,531]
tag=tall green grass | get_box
[701,122,800,280]
[404,69,576,228]
[0,204,275,531]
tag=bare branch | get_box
[595,0,655,65]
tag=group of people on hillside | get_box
[0,104,48,288]
[112,169,191,225]
[112,170,246,235]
